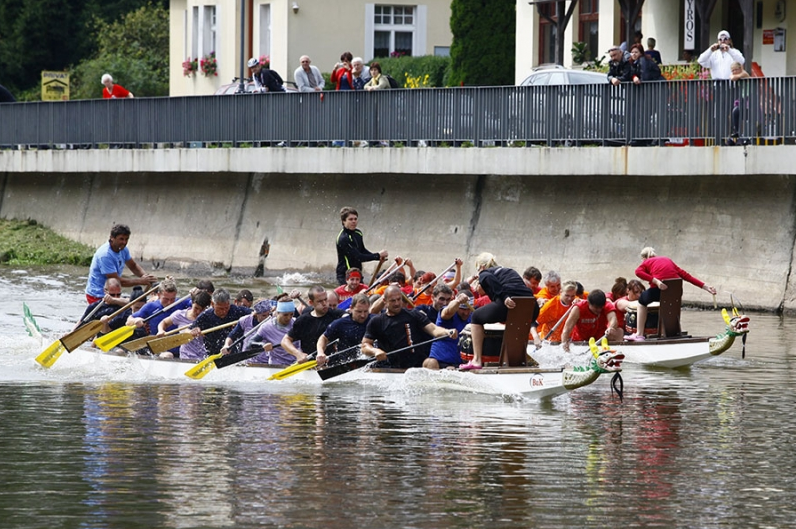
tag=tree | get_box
[0,0,167,95]
[69,3,169,99]
[448,0,516,86]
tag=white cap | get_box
[718,30,731,40]
[247,57,259,68]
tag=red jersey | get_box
[334,283,367,302]
[572,298,616,341]
[635,256,704,289]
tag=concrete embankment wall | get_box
[1,146,795,312]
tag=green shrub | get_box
[449,0,516,86]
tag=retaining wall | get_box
[1,146,795,312]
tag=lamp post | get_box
[238,0,246,94]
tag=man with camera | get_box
[698,30,745,80]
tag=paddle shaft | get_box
[364,258,404,295]
[224,314,273,352]
[368,257,387,288]
[318,334,449,381]
[147,320,238,354]
[543,304,574,341]
[60,283,160,352]
[121,323,191,352]
[139,294,192,325]
[411,261,457,301]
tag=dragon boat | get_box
[520,306,751,369]
[35,343,623,399]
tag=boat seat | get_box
[655,278,683,338]
[498,297,536,367]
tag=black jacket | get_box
[336,228,379,284]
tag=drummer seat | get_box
[498,297,537,367]
[654,278,683,338]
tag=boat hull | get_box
[39,347,605,398]
[531,337,714,369]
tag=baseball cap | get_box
[247,57,259,68]
[718,30,731,40]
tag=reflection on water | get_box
[1,268,796,528]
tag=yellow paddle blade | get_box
[588,337,599,358]
[184,353,224,380]
[268,360,318,381]
[722,308,731,325]
[93,325,135,352]
[35,340,66,368]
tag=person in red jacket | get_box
[101,74,134,99]
[627,247,717,341]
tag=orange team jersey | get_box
[375,284,413,296]
[536,296,570,342]
[413,289,433,307]
[536,287,556,301]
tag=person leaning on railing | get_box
[606,46,633,86]
[697,30,745,80]
[364,62,390,91]
[629,44,664,83]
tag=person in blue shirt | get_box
[423,291,473,370]
[85,224,156,304]
[191,288,252,356]
[126,278,191,336]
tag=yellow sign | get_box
[41,71,70,101]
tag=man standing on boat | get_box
[335,206,388,285]
[85,224,156,304]
[627,247,717,341]
[560,290,622,352]
[281,286,345,363]
[361,286,456,369]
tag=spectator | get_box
[101,74,134,99]
[0,84,16,103]
[248,57,285,92]
[682,49,695,63]
[645,37,662,64]
[698,30,745,80]
[294,55,324,92]
[364,62,390,91]
[606,46,633,86]
[331,51,355,91]
[620,30,643,54]
[351,57,370,90]
[629,44,664,83]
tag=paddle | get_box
[149,320,237,355]
[93,293,191,351]
[364,257,404,295]
[541,304,574,343]
[411,261,457,301]
[267,338,341,381]
[120,323,192,353]
[182,314,276,379]
[35,284,159,368]
[317,334,450,381]
[368,257,387,288]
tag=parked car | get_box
[215,79,298,95]
[514,67,622,143]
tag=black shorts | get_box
[639,287,661,306]
[471,301,509,325]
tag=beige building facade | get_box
[515,0,796,84]
[170,0,453,96]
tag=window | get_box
[191,5,218,60]
[537,3,557,64]
[373,5,415,58]
[259,4,271,59]
[578,0,599,61]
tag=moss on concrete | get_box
[0,219,94,266]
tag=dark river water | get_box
[1,267,793,528]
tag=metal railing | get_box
[1,77,794,148]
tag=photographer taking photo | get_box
[698,30,745,80]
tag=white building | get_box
[170,0,453,96]
[515,0,795,83]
